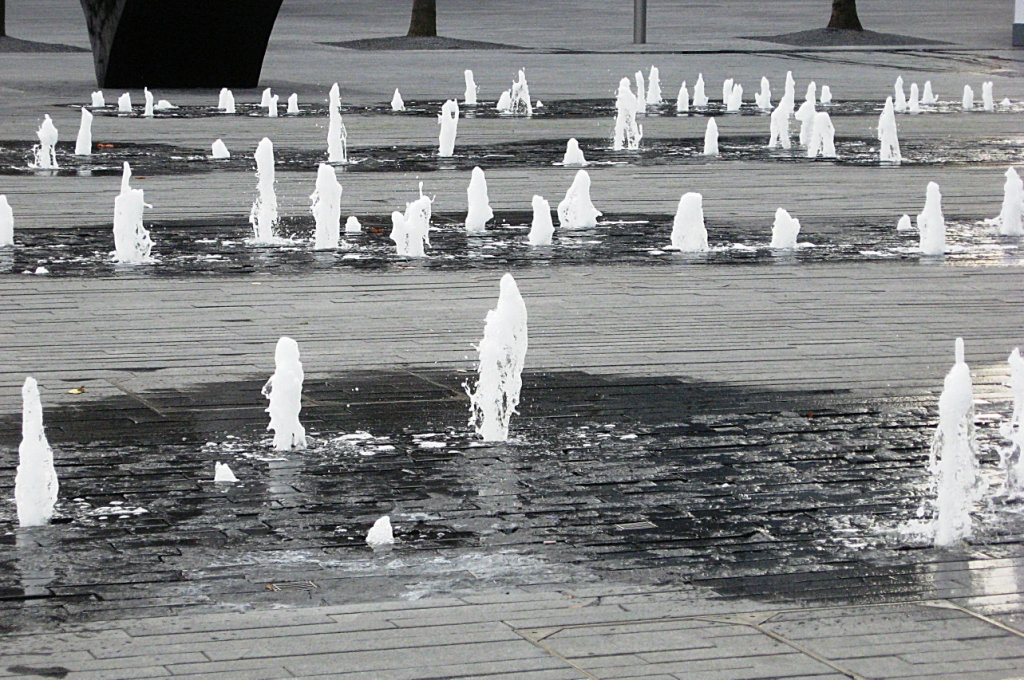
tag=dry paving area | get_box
[3,1,1024,678]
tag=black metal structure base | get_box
[79,0,283,88]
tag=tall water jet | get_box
[703,117,719,156]
[211,139,230,159]
[768,101,792,150]
[917,181,945,256]
[991,166,1024,236]
[692,73,708,107]
[634,70,647,115]
[32,115,58,169]
[75,107,93,156]
[262,337,307,451]
[390,184,432,257]
[878,97,901,163]
[962,85,974,111]
[327,83,347,164]
[0,195,12,247]
[908,83,921,114]
[143,87,154,117]
[249,137,279,243]
[91,90,105,108]
[464,69,478,106]
[676,81,689,112]
[612,77,643,151]
[670,192,708,252]
[557,169,601,229]
[465,166,493,232]
[806,111,836,158]
[218,87,235,113]
[117,92,131,113]
[260,87,273,108]
[646,65,663,105]
[894,76,908,112]
[506,69,532,116]
[820,85,833,105]
[267,94,279,117]
[14,377,58,527]
[466,273,528,442]
[310,163,343,250]
[754,76,771,110]
[438,99,459,157]
[721,78,734,106]
[391,89,405,111]
[922,81,937,105]
[795,97,815,147]
[982,81,994,111]
[1001,348,1024,496]
[783,71,795,109]
[528,195,554,246]
[561,138,588,166]
[930,338,981,546]
[770,207,801,248]
[725,83,743,112]
[112,161,154,264]
[287,93,299,114]
[804,81,817,107]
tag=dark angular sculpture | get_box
[79,0,283,88]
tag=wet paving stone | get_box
[1,369,1022,630]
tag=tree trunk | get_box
[827,0,863,31]
[407,0,436,37]
[1,0,7,37]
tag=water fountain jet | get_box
[438,99,459,157]
[14,377,58,527]
[75,107,93,156]
[557,170,601,229]
[670,192,707,251]
[112,162,154,264]
[32,115,58,169]
[465,166,493,233]
[262,337,307,451]
[327,83,348,164]
[311,163,343,250]
[917,181,945,256]
[528,195,554,246]
[249,137,279,243]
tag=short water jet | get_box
[878,97,901,164]
[32,115,58,169]
[917,181,945,256]
[14,377,58,528]
[75,107,93,156]
[770,207,801,248]
[670,192,708,252]
[703,117,719,156]
[528,195,554,246]
[465,166,493,233]
[464,69,478,106]
[562,138,588,166]
[112,161,154,264]
[557,169,601,229]
[438,99,459,157]
[262,337,307,451]
[218,87,235,113]
[310,163,343,250]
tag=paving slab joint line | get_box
[510,625,601,680]
[921,599,1024,639]
[105,378,172,418]
[400,367,471,402]
[693,616,867,680]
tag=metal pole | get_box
[633,0,647,44]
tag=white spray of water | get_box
[692,73,708,107]
[768,102,792,150]
[438,99,459,157]
[467,273,528,442]
[754,76,771,110]
[311,163,343,250]
[250,137,279,243]
[287,93,299,114]
[894,76,907,112]
[32,115,58,169]
[646,65,663,105]
[921,81,937,105]
[211,139,230,159]
[987,166,1024,236]
[613,77,643,151]
[112,161,154,264]
[345,216,362,233]
[820,85,832,105]
[390,184,432,257]
[391,89,405,111]
[783,71,795,108]
[634,70,647,116]
[118,92,131,113]
[75,107,92,156]
[703,117,719,156]
[155,99,175,111]
[982,81,994,111]
[963,85,974,111]
[562,138,587,166]
[465,166,493,232]
[676,81,689,112]
[721,78,734,106]
[464,69,478,106]
[878,97,901,164]
[366,516,394,548]
[0,195,12,246]
[557,169,602,229]
[91,90,105,108]
[1001,348,1024,497]
[260,88,273,107]
[14,377,58,527]
[496,90,512,112]
[908,83,921,114]
[505,69,532,116]
[770,207,801,248]
[143,87,154,117]
[917,181,945,256]
[214,462,238,483]
[806,111,836,158]
[262,337,307,451]
[896,214,913,232]
[795,98,816,147]
[218,87,235,113]
[327,83,348,164]
[670,192,708,252]
[267,94,279,117]
[528,195,554,246]
[725,83,743,112]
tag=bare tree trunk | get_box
[827,0,864,30]
[407,0,436,37]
